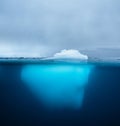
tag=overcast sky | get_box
[0,0,120,57]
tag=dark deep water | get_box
[0,62,120,126]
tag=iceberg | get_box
[20,49,93,109]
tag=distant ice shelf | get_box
[0,57,120,66]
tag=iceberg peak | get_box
[53,49,88,60]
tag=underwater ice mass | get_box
[21,50,92,109]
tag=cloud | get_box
[49,49,88,60]
[0,0,120,57]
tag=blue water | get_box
[0,61,120,126]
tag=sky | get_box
[0,0,120,57]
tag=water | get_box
[0,60,120,126]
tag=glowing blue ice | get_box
[21,64,93,109]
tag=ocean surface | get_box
[0,60,120,126]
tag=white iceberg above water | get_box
[54,49,88,60]
[44,49,88,61]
